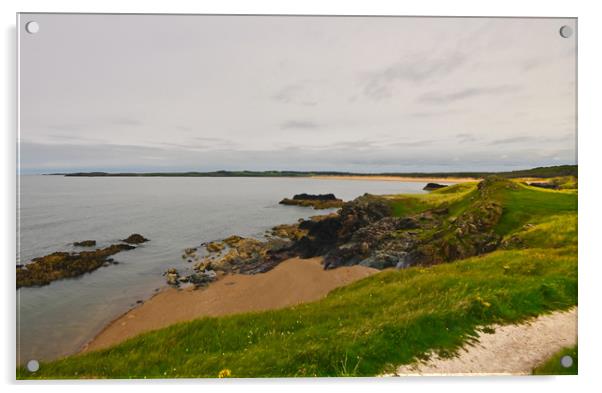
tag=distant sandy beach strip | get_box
[311,175,479,183]
[82,257,377,353]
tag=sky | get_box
[19,14,577,174]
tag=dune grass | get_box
[18,179,577,379]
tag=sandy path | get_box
[393,307,577,376]
[82,257,377,353]
[311,175,479,183]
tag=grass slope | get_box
[18,179,577,379]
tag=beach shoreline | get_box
[311,175,479,183]
[81,257,377,354]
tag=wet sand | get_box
[83,257,377,353]
[311,175,479,183]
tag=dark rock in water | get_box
[279,193,344,209]
[16,243,136,288]
[122,233,149,244]
[529,182,559,190]
[293,193,338,201]
[73,240,96,247]
[423,183,447,191]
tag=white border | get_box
[2,1,601,392]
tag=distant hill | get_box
[56,165,577,179]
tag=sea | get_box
[17,175,434,363]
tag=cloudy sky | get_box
[19,14,576,173]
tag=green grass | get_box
[18,178,578,379]
[533,345,578,375]
[388,182,477,217]
[19,247,577,379]
[494,183,577,236]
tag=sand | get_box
[392,307,578,376]
[82,257,377,353]
[311,175,479,183]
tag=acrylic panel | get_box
[16,13,577,379]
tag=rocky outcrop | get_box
[279,193,344,209]
[293,194,393,258]
[73,240,96,247]
[122,233,149,244]
[295,178,508,270]
[163,178,510,287]
[423,183,447,191]
[200,236,295,275]
[17,243,137,288]
[163,267,217,288]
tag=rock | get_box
[294,194,393,259]
[423,183,448,191]
[206,241,225,253]
[165,272,179,286]
[223,235,244,247]
[16,243,136,288]
[189,235,296,276]
[305,178,508,270]
[270,223,308,241]
[73,240,96,247]
[183,248,197,258]
[188,271,216,287]
[122,233,149,244]
[279,193,344,209]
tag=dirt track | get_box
[394,308,577,376]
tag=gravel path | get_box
[393,307,577,376]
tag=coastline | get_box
[81,257,377,353]
[311,175,479,183]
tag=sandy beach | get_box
[311,175,479,183]
[82,257,377,353]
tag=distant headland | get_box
[48,165,577,179]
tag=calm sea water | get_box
[17,175,432,363]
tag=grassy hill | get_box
[18,178,577,379]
